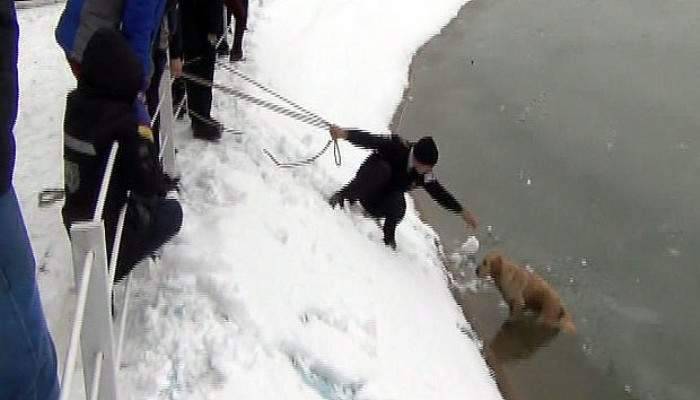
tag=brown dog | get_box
[476,251,576,334]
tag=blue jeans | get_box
[0,188,59,400]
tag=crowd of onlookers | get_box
[1,0,248,397]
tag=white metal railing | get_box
[59,50,179,400]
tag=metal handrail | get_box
[58,252,95,400]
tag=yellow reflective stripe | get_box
[138,125,154,142]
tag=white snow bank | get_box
[15,1,502,399]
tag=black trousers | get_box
[62,198,182,283]
[107,198,183,282]
[146,48,168,154]
[226,0,248,55]
[183,46,215,122]
[339,154,406,247]
[182,14,216,123]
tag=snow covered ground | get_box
[14,1,502,399]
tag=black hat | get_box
[413,136,439,165]
[81,28,143,102]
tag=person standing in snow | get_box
[180,0,225,140]
[55,0,170,142]
[328,125,478,249]
[61,28,183,283]
[1,1,60,397]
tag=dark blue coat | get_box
[1,1,60,398]
[1,0,18,195]
[55,0,168,81]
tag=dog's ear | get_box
[491,254,503,270]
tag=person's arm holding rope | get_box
[329,124,397,153]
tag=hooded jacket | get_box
[62,28,167,226]
[55,0,167,82]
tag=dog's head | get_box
[476,251,504,278]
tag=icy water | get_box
[394,1,700,399]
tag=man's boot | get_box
[192,117,223,141]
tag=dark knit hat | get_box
[81,28,143,102]
[414,136,439,165]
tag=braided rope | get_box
[182,73,328,129]
[182,70,342,167]
[216,61,329,127]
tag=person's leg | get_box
[0,188,59,399]
[216,7,230,56]
[146,48,168,153]
[184,36,221,139]
[146,49,168,118]
[184,45,209,120]
[114,198,183,282]
[230,0,248,61]
[376,191,406,249]
[172,77,187,119]
[200,42,216,119]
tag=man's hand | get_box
[170,58,183,78]
[207,33,218,47]
[329,124,348,140]
[462,209,479,230]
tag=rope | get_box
[215,65,342,166]
[216,61,329,127]
[212,65,342,166]
[182,69,342,168]
[182,72,342,167]
[182,73,328,129]
[263,140,341,168]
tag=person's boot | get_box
[230,31,244,62]
[192,117,223,141]
[229,49,243,62]
[216,39,230,56]
[383,237,397,251]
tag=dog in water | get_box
[476,251,576,334]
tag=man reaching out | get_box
[328,125,478,249]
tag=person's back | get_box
[55,0,168,82]
[62,28,182,282]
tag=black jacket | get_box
[157,0,183,59]
[346,129,464,213]
[0,0,18,195]
[62,28,166,225]
[181,0,224,53]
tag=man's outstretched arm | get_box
[329,124,396,152]
[424,179,479,230]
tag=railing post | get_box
[69,221,119,400]
[159,52,178,179]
